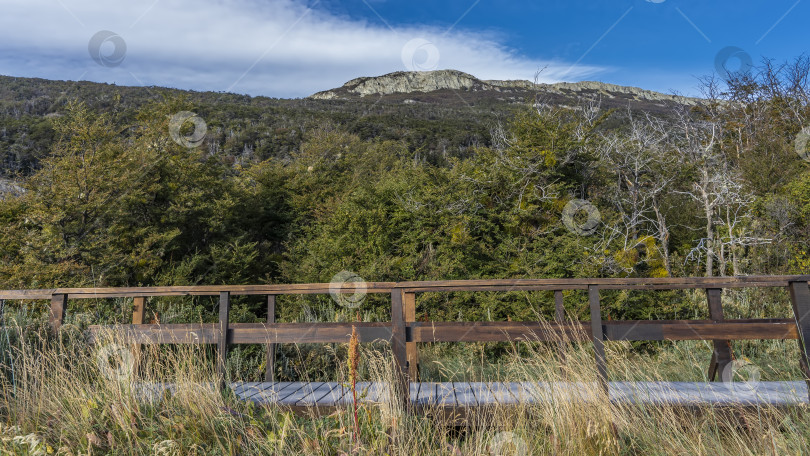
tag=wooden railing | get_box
[2,275,810,405]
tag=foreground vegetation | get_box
[0,307,807,455]
[1,58,810,454]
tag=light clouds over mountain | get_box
[0,0,606,97]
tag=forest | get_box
[1,57,810,455]
[0,58,809,377]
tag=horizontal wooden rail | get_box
[2,275,808,300]
[87,318,800,346]
[88,322,396,345]
[0,282,398,300]
[398,275,810,291]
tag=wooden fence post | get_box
[217,291,230,389]
[265,295,276,382]
[403,291,419,381]
[391,288,409,408]
[788,281,810,395]
[588,285,608,394]
[49,293,68,334]
[132,297,146,325]
[706,288,733,381]
[131,297,147,373]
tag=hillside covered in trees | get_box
[0,60,809,328]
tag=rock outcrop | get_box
[310,69,698,106]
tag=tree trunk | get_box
[653,201,672,276]
[705,203,714,277]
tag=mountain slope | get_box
[0,72,700,178]
[310,69,698,110]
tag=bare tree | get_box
[598,109,676,275]
[671,103,771,276]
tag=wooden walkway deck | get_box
[5,276,810,417]
[136,381,810,411]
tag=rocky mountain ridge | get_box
[310,69,698,107]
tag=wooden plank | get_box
[596,280,801,290]
[231,322,393,344]
[91,322,394,345]
[436,382,456,407]
[4,275,810,301]
[52,279,806,296]
[234,382,289,403]
[263,382,303,403]
[554,290,565,322]
[706,288,732,382]
[404,292,419,381]
[453,382,477,407]
[469,382,496,405]
[604,319,798,341]
[244,382,284,402]
[313,383,349,407]
[89,319,800,346]
[279,382,325,406]
[414,382,438,406]
[520,382,549,403]
[232,381,262,397]
[789,281,810,394]
[402,285,590,293]
[410,321,591,343]
[610,381,810,406]
[589,285,608,394]
[401,282,800,293]
[391,289,409,407]
[351,382,389,403]
[49,293,68,334]
[235,383,264,401]
[0,283,398,300]
[296,382,336,406]
[87,324,219,344]
[248,382,305,404]
[410,382,420,404]
[661,322,798,340]
[338,383,365,406]
[0,290,58,300]
[130,296,147,374]
[217,291,230,388]
[397,275,810,289]
[506,382,532,404]
[139,381,810,408]
[265,295,276,382]
[485,382,518,405]
[605,321,665,341]
[132,297,146,324]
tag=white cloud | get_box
[0,0,606,97]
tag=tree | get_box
[598,110,676,276]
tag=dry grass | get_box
[0,315,808,455]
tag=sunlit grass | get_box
[0,313,808,455]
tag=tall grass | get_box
[0,312,808,455]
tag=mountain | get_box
[310,69,698,111]
[0,74,508,176]
[0,72,701,178]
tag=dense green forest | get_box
[0,59,809,336]
[0,74,507,176]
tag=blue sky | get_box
[0,0,806,98]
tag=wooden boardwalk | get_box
[136,381,810,411]
[4,276,810,417]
